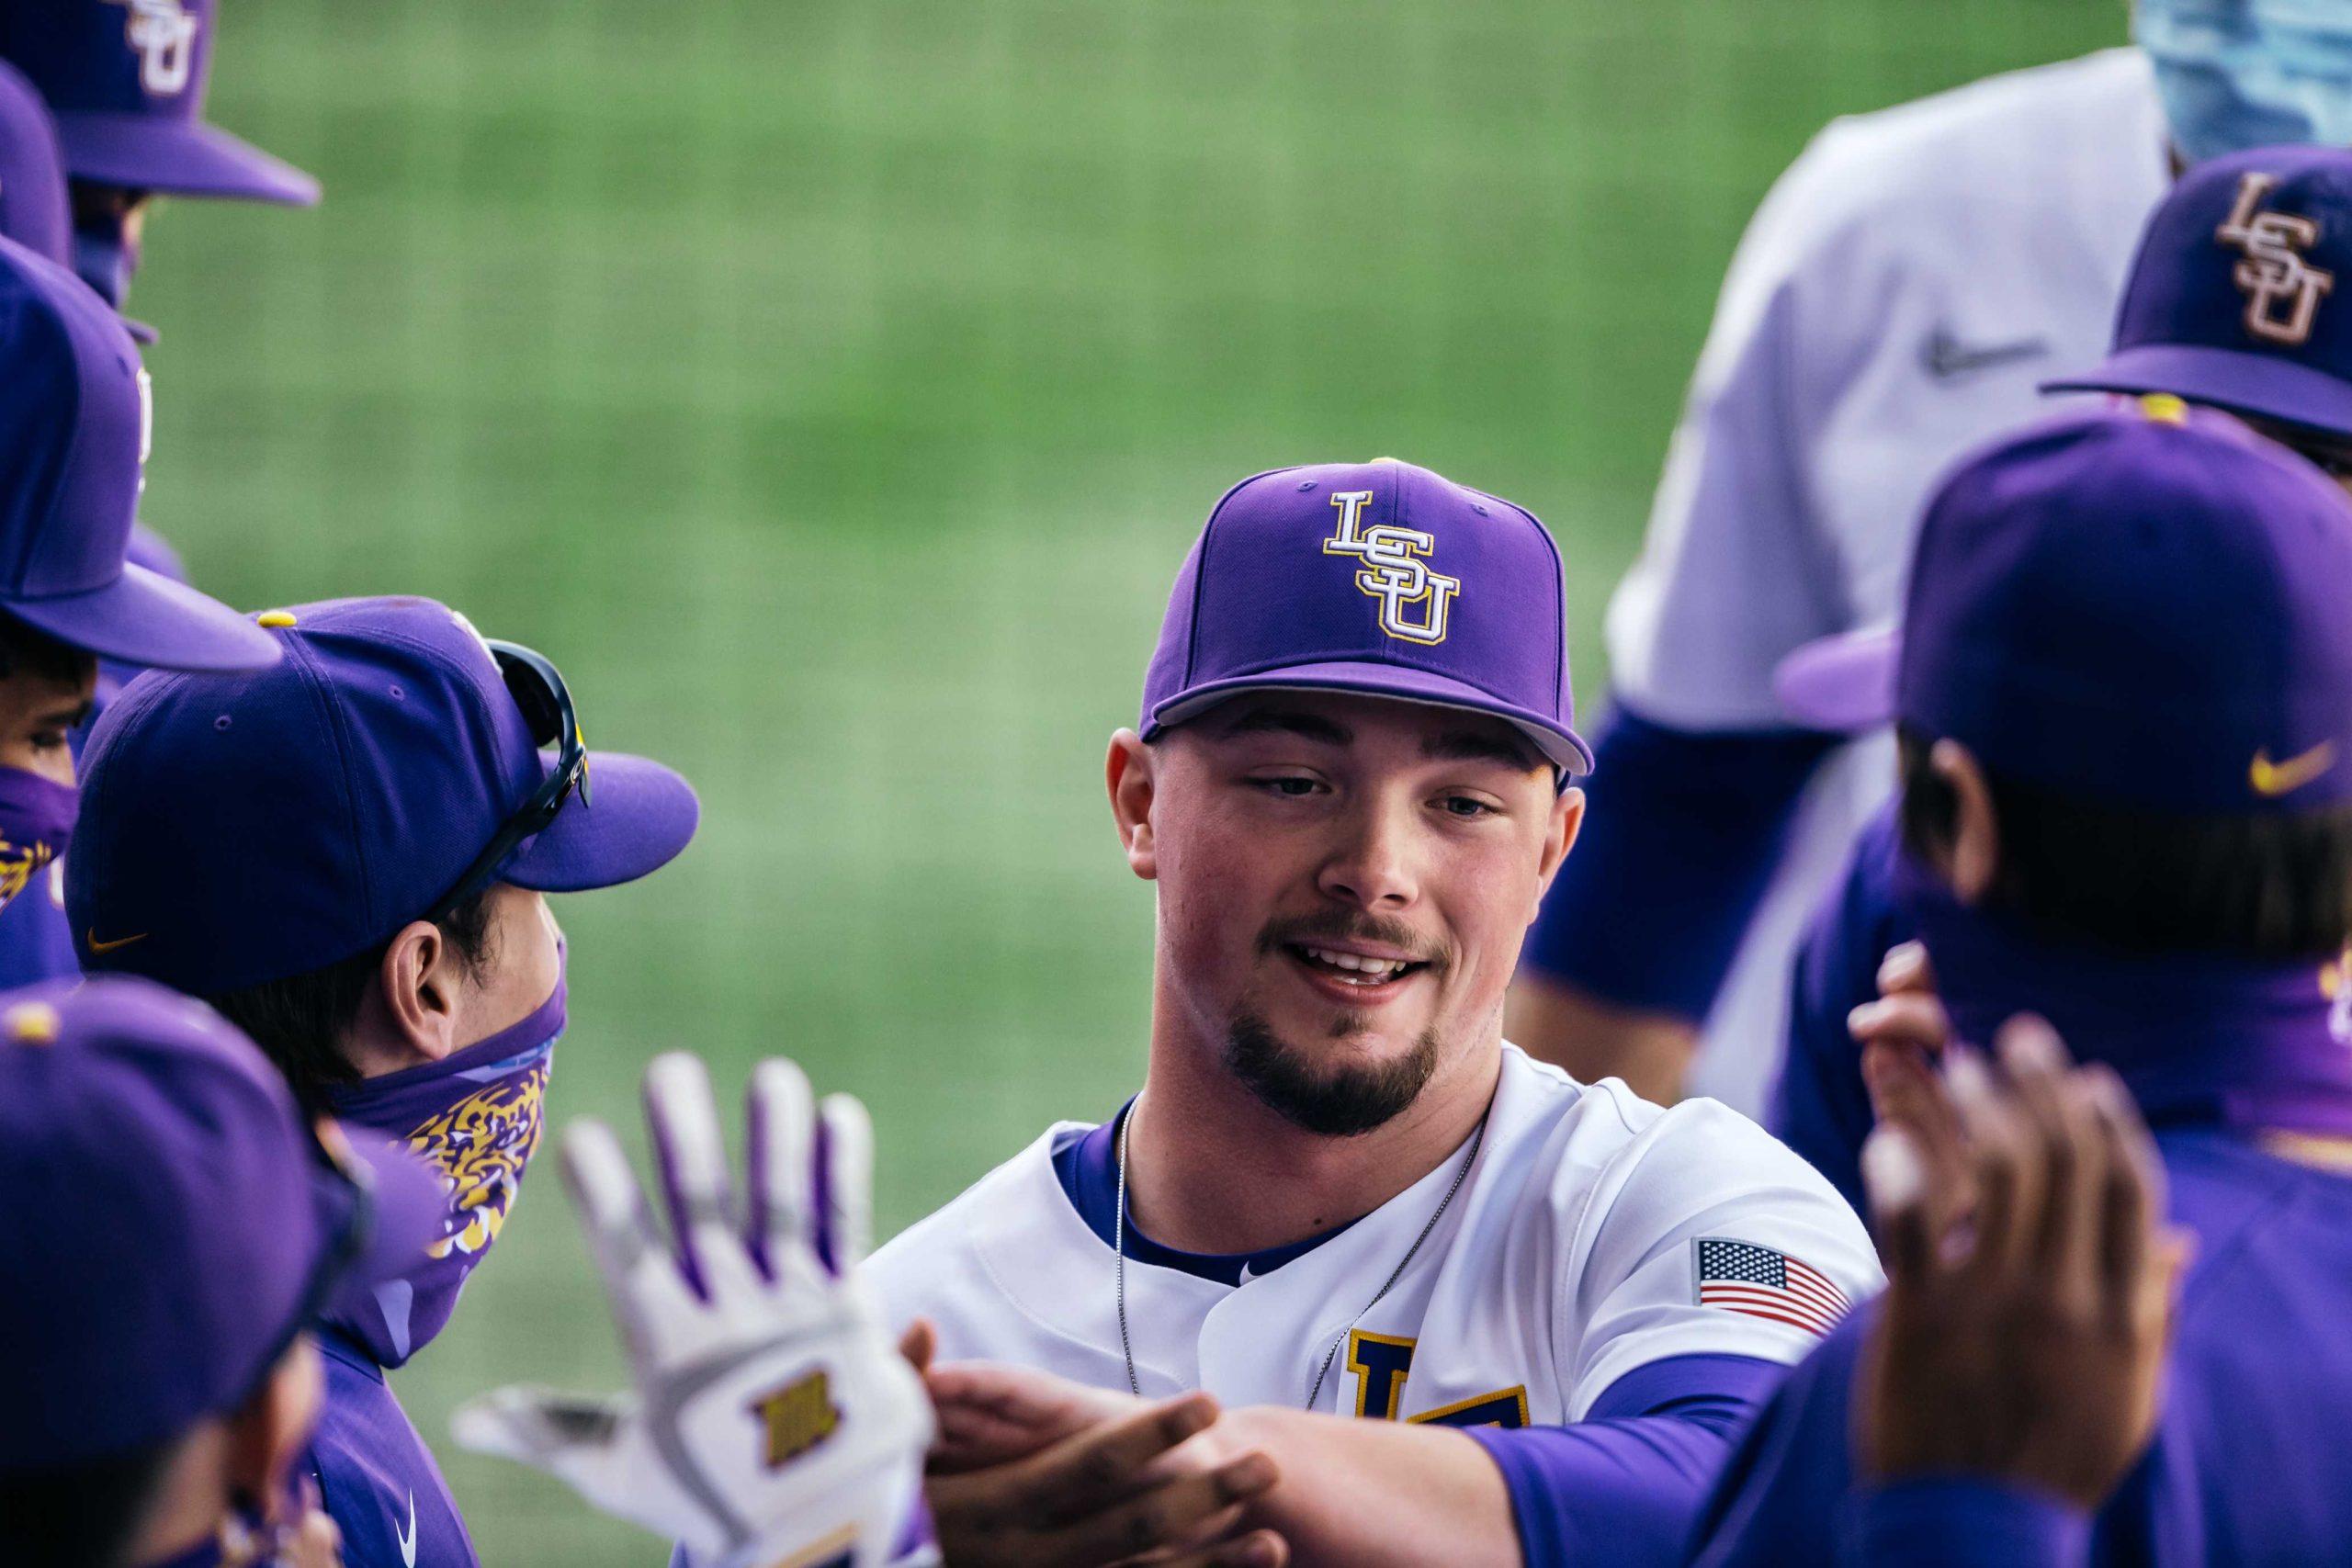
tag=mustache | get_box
[1256,910,1453,974]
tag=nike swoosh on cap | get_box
[85,929,148,954]
[2251,741,2337,797]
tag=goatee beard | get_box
[1223,1010,1441,1137]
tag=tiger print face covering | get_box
[321,958,566,1368]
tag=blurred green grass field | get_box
[135,1,2121,1559]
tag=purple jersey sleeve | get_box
[0,871,79,988]
[1768,801,1909,1212]
[1518,702,1838,1020]
[307,1330,480,1568]
[1845,1481,2091,1568]
[1463,1353,1786,1568]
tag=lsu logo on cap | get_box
[2217,171,2336,348]
[107,0,199,96]
[1324,491,1459,646]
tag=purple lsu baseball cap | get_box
[69,595,701,995]
[0,0,317,205]
[1882,404,2352,813]
[0,235,277,670]
[2044,145,2352,440]
[1141,458,1592,777]
[0,57,70,263]
[0,975,442,1471]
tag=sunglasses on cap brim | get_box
[423,639,589,925]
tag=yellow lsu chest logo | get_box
[1325,491,1460,646]
[1345,1331,1528,1428]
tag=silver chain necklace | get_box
[1113,1103,1487,1409]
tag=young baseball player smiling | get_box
[872,459,1879,1565]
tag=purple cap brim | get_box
[53,111,319,205]
[2043,344,2352,442]
[1150,660,1596,776]
[1774,626,1899,733]
[502,750,701,893]
[121,315,156,344]
[318,1131,445,1314]
[6,562,279,671]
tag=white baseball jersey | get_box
[1602,49,2172,1111]
[869,1046,1879,1425]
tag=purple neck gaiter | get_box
[1895,851,2352,1139]
[322,964,567,1368]
[0,768,76,915]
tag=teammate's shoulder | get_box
[1770,48,2153,239]
[871,1122,1075,1256]
[1819,47,2148,156]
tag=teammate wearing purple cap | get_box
[866,460,1878,1566]
[69,596,699,1567]
[0,235,277,992]
[0,0,315,316]
[1773,143,2352,1213]
[1510,1,2352,1113]
[0,56,70,263]
[1689,402,2352,1564]
[0,976,443,1568]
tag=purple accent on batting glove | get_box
[1769,804,1911,1213]
[1896,851,2352,1138]
[648,1061,711,1301]
[1775,626,1897,734]
[69,595,697,995]
[305,1324,481,1568]
[1139,458,1592,777]
[0,975,440,1472]
[1843,1480,2092,1568]
[1052,1105,1355,1287]
[811,1108,836,1275]
[1898,405,2352,814]
[1517,702,1838,1019]
[1464,1353,1782,1568]
[0,0,319,205]
[0,236,277,671]
[320,967,565,1369]
[0,59,69,263]
[2045,146,2352,441]
[892,1493,938,1561]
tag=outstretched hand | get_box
[454,1055,932,1568]
[1857,1015,2189,1511]
[923,1359,1287,1567]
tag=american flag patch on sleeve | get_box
[1693,1237,1850,1336]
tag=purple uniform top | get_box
[302,1328,478,1568]
[1767,801,1910,1213]
[1690,1128,2352,1566]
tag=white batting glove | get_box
[453,1055,933,1568]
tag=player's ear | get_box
[1530,784,1584,914]
[222,1338,322,1519]
[1106,728,1159,880]
[378,919,462,1064]
[1928,739,2002,904]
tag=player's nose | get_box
[1314,795,1421,912]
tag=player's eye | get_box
[1436,794,1498,819]
[1250,774,1326,798]
[28,730,68,754]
